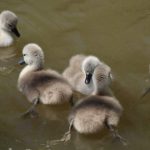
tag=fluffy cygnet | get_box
[18,43,73,116]
[0,10,20,47]
[63,54,112,95]
[55,94,127,145]
[69,95,123,134]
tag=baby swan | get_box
[63,55,112,95]
[55,95,126,145]
[18,43,73,116]
[0,10,20,47]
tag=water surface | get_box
[0,0,150,150]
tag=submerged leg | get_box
[50,119,74,145]
[21,98,39,118]
[61,119,73,142]
[109,125,127,146]
[105,121,127,146]
[141,87,150,98]
[69,94,74,106]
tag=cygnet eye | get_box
[34,53,38,56]
[8,24,13,28]
[23,54,26,56]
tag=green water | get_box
[0,0,150,149]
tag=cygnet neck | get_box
[92,66,111,96]
[0,29,13,47]
[32,61,44,70]
[19,63,44,79]
[91,67,99,94]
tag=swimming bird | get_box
[0,10,20,47]
[55,94,126,145]
[18,43,73,116]
[63,54,112,95]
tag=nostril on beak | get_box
[18,57,25,65]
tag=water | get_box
[0,0,150,149]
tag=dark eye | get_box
[8,24,13,28]
[23,54,26,56]
[34,52,38,56]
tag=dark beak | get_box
[18,57,25,65]
[11,26,20,37]
[85,73,92,84]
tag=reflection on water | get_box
[0,0,150,150]
[0,45,17,75]
[0,48,15,61]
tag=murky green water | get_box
[0,0,150,149]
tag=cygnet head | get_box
[0,10,20,37]
[19,43,44,69]
[82,56,101,84]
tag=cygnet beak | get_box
[85,72,92,84]
[11,26,20,37]
[18,57,25,65]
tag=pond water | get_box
[0,0,150,150]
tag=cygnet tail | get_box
[40,88,73,105]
